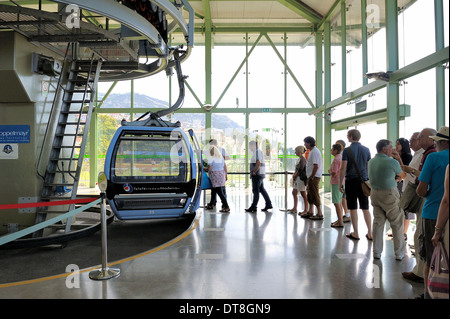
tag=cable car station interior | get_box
[0,0,449,300]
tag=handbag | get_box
[346,147,371,196]
[299,167,307,183]
[399,181,425,213]
[427,241,449,299]
[201,170,212,190]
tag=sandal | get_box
[346,233,360,240]
[287,209,297,213]
[299,212,311,218]
[331,221,344,228]
[309,215,324,220]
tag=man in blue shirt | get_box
[339,129,372,241]
[416,126,449,299]
[369,140,407,260]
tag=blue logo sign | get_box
[123,183,133,193]
[2,144,14,154]
[0,125,30,144]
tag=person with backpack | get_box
[288,145,308,215]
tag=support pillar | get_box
[386,0,399,141]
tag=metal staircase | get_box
[34,55,102,237]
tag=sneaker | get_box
[245,207,257,213]
[261,206,273,212]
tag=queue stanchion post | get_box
[89,172,120,280]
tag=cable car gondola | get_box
[104,49,203,220]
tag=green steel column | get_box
[89,96,98,188]
[245,34,249,188]
[284,33,288,206]
[435,0,445,128]
[361,0,368,86]
[385,0,399,142]
[130,79,134,121]
[341,0,347,95]
[324,22,332,193]
[283,33,288,172]
[315,29,325,190]
[203,0,212,142]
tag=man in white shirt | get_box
[400,132,425,283]
[245,140,273,213]
[301,136,323,220]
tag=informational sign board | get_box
[0,125,31,144]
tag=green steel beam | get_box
[276,0,323,24]
[331,109,388,131]
[194,25,315,34]
[317,0,341,31]
[96,107,313,114]
[185,80,204,107]
[389,46,449,82]
[96,81,118,108]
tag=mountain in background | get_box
[98,93,244,132]
[98,92,168,109]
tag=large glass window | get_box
[398,0,436,68]
[400,68,437,135]
[182,46,206,108]
[248,40,286,108]
[286,45,316,108]
[213,45,247,109]
[367,0,386,76]
[112,131,190,182]
[286,113,316,171]
[346,1,363,92]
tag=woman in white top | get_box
[205,145,230,212]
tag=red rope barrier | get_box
[0,197,99,210]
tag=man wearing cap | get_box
[416,126,449,299]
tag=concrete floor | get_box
[0,187,423,299]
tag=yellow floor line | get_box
[0,212,201,289]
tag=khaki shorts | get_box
[418,218,437,266]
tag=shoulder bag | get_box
[346,147,371,196]
[428,241,449,299]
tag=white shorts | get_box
[293,177,306,192]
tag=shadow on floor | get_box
[0,214,195,284]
